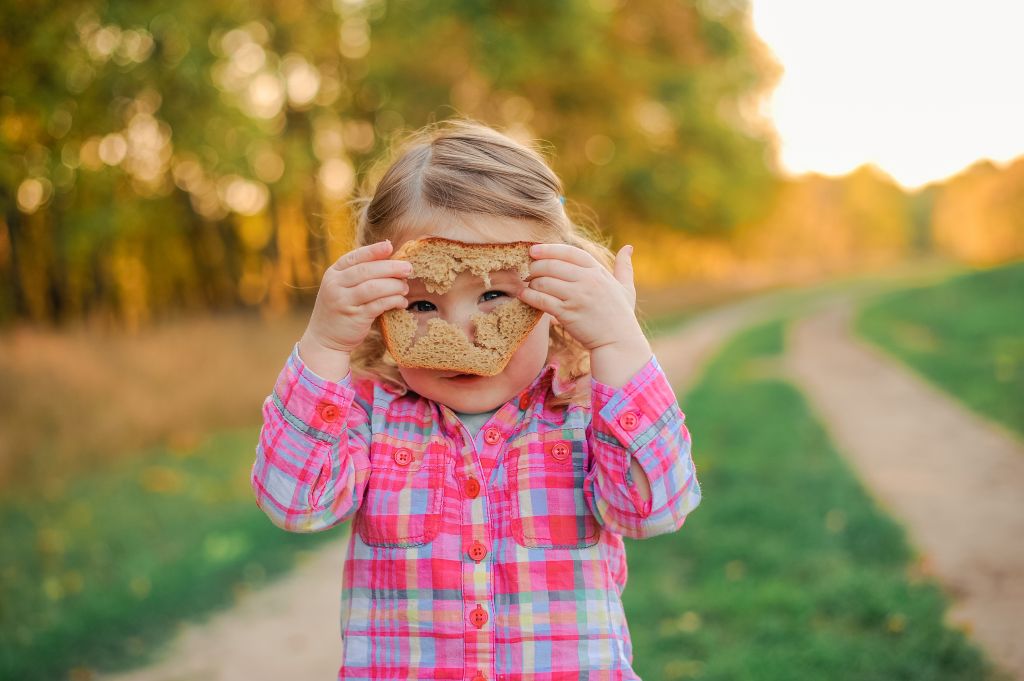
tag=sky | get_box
[748,0,1024,190]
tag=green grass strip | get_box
[622,318,1004,680]
[0,429,340,680]
[855,259,1024,438]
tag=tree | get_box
[0,0,781,327]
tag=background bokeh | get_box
[2,1,1021,680]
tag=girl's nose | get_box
[443,301,480,344]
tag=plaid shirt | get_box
[252,342,701,681]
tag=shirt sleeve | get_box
[583,353,702,539]
[250,342,372,533]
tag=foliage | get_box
[930,157,1024,265]
[0,0,781,327]
[620,165,920,287]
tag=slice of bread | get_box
[379,236,543,377]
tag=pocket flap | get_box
[369,435,448,472]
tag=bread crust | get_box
[379,236,544,377]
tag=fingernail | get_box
[626,245,634,256]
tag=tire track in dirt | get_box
[783,295,1024,680]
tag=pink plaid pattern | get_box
[252,342,701,680]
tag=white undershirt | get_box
[453,406,501,439]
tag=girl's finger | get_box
[335,258,413,287]
[527,276,574,302]
[529,243,596,268]
[518,285,562,316]
[526,258,586,283]
[329,240,393,272]
[364,294,409,317]
[345,276,409,306]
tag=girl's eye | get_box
[407,291,506,313]
[407,300,436,313]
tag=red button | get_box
[393,448,412,466]
[518,393,531,410]
[470,604,488,628]
[484,427,502,445]
[550,442,570,461]
[468,540,487,562]
[472,673,486,681]
[319,403,339,422]
[465,477,481,498]
[619,411,640,431]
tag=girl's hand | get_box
[517,243,646,353]
[302,240,414,355]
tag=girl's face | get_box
[392,218,553,414]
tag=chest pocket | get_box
[509,427,601,549]
[356,435,448,548]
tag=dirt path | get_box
[98,543,349,681]
[783,294,1024,680]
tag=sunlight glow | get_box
[750,0,1024,190]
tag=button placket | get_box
[459,423,494,673]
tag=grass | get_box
[854,258,1024,437]
[0,309,309,491]
[621,317,1005,680]
[0,426,336,681]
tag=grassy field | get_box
[0,309,310,492]
[855,258,1024,437]
[0,427,340,680]
[622,317,1003,680]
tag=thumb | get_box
[614,245,637,307]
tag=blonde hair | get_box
[347,117,618,409]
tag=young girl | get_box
[251,119,702,680]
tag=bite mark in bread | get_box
[379,236,543,377]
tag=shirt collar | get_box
[529,360,575,398]
[408,360,578,444]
